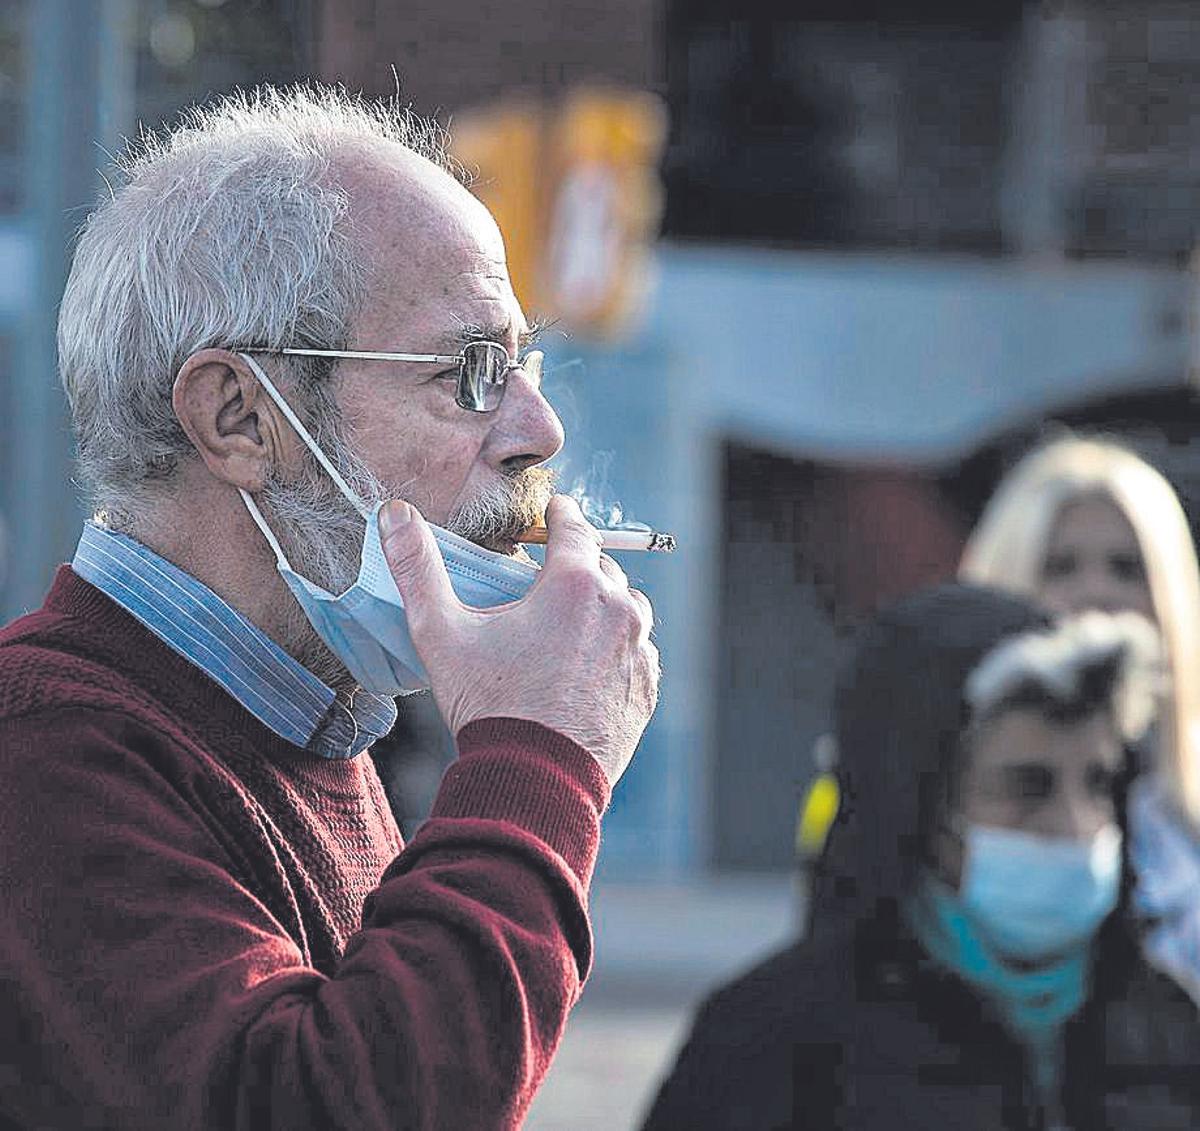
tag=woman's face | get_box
[1037,493,1156,621]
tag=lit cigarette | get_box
[517,525,677,553]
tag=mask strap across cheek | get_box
[237,352,372,522]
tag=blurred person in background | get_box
[641,585,1200,1130]
[0,85,660,1130]
[961,436,1200,1006]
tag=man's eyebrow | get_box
[447,322,504,348]
[520,315,554,346]
[444,318,548,352]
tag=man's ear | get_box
[173,350,290,491]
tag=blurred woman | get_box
[641,586,1200,1130]
[961,435,1200,1002]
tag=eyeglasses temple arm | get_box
[278,347,462,364]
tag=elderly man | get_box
[0,87,659,1130]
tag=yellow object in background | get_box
[542,88,666,340]
[450,87,666,343]
[796,772,841,859]
[450,101,544,313]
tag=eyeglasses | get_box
[245,341,542,413]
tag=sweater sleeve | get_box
[0,709,610,1131]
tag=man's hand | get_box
[379,495,660,786]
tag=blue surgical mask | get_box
[237,353,538,695]
[960,823,1122,960]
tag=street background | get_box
[7,0,1200,1124]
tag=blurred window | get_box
[1065,2,1200,260]
[662,1,1024,251]
[714,441,966,871]
[664,0,1200,261]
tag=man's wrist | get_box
[431,717,611,887]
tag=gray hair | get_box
[58,84,461,523]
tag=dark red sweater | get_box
[0,567,610,1130]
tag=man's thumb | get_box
[378,501,457,631]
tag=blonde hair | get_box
[960,435,1200,827]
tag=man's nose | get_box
[487,366,565,466]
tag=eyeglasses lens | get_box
[523,350,544,387]
[456,341,509,412]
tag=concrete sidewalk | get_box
[525,876,796,1130]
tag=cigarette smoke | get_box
[567,451,651,532]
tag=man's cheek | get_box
[434,440,485,483]
[418,453,485,519]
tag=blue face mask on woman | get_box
[237,353,539,696]
[960,823,1122,960]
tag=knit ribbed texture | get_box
[444,717,611,887]
[0,567,604,1130]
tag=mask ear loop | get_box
[240,489,295,570]
[238,353,371,519]
[235,353,373,566]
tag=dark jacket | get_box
[642,586,1200,1131]
[641,918,1200,1130]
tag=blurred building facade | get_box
[5,0,1200,881]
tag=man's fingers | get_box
[378,501,460,637]
[629,586,655,641]
[629,585,653,619]
[599,558,656,639]
[542,495,603,571]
